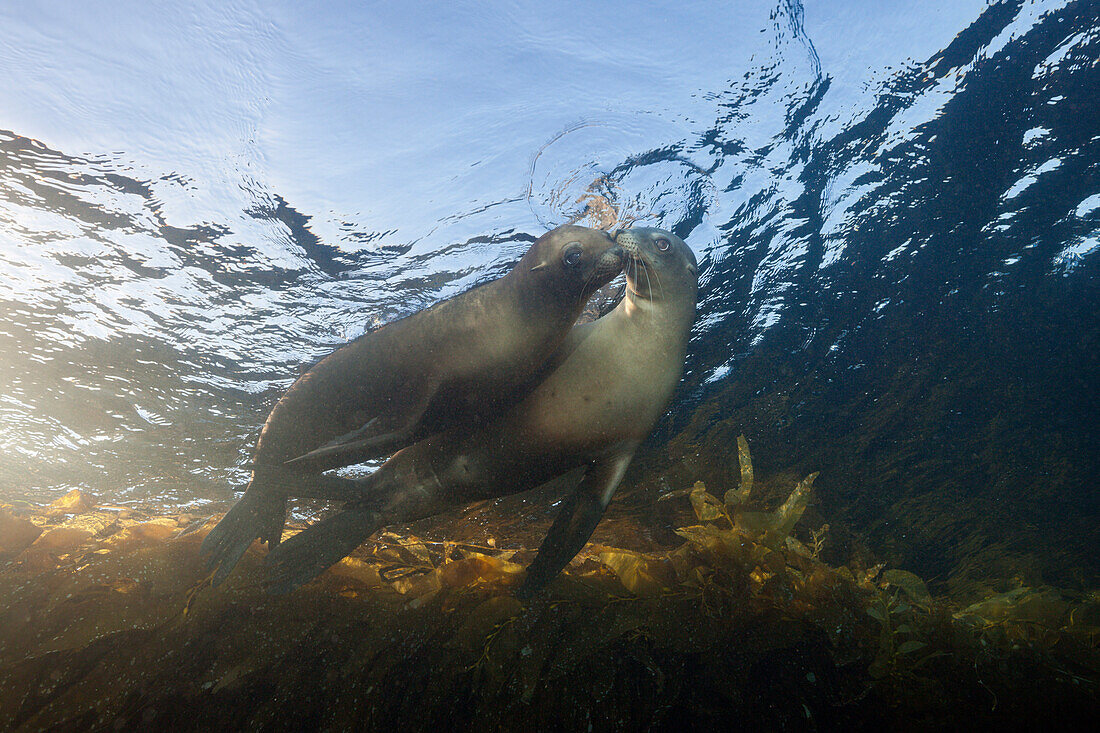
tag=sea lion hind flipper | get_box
[264,507,382,594]
[207,533,252,587]
[200,488,287,586]
[516,446,637,599]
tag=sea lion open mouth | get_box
[615,228,659,299]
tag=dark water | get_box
[1,0,1098,590]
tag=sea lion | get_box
[201,225,624,584]
[265,227,699,596]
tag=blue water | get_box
[0,1,1097,581]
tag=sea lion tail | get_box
[263,507,381,595]
[200,487,287,586]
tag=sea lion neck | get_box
[622,281,654,316]
[621,279,697,335]
[505,251,604,319]
[623,263,694,308]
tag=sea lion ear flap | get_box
[530,262,549,272]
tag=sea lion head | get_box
[614,227,699,302]
[520,225,624,300]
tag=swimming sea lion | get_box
[201,225,624,584]
[265,227,699,596]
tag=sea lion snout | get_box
[598,244,625,272]
[613,228,644,257]
[613,228,652,269]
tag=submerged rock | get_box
[0,507,41,561]
[45,489,97,516]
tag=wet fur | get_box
[201,226,623,584]
[264,228,699,595]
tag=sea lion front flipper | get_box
[282,428,408,470]
[315,418,381,451]
[284,398,436,471]
[516,444,638,599]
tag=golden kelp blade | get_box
[763,472,818,548]
[724,434,754,507]
[597,550,669,597]
[734,511,774,535]
[689,482,726,523]
[881,569,932,606]
[956,587,1071,627]
[738,434,753,493]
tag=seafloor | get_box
[1,442,1097,731]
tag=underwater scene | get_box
[1,0,1098,729]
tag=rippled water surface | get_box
[1,1,1097,583]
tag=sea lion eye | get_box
[655,237,671,252]
[563,246,583,267]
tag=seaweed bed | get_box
[2,441,1098,731]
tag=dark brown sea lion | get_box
[201,225,624,584]
[265,227,699,596]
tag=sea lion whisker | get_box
[580,261,600,305]
[650,258,666,300]
[641,256,655,300]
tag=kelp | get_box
[1,445,1098,731]
[724,433,754,506]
